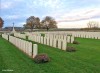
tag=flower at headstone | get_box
[34,53,50,63]
[67,47,76,52]
[73,41,79,44]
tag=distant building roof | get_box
[3,27,24,31]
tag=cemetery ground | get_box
[0,36,100,73]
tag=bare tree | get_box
[87,21,99,28]
[41,16,57,31]
[24,16,58,31]
[25,16,41,31]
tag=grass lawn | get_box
[0,36,100,73]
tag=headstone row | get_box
[9,36,38,58]
[14,33,26,39]
[28,34,68,51]
[27,33,74,43]
[72,32,100,39]
[25,31,100,40]
[2,34,9,40]
[2,34,38,58]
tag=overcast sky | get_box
[0,0,100,28]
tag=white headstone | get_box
[71,36,74,43]
[40,36,43,44]
[33,44,38,58]
[62,40,67,50]
[67,36,70,43]
[47,37,50,45]
[43,37,46,44]
[50,38,53,46]
[58,39,62,49]
[28,42,32,56]
[53,39,57,48]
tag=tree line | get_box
[23,16,58,31]
[0,17,4,28]
[87,21,99,29]
[0,16,99,30]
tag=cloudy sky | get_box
[0,0,100,28]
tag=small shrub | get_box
[20,32,25,34]
[10,33,14,36]
[73,41,79,44]
[26,36,28,40]
[34,53,50,63]
[67,47,76,52]
[41,33,45,37]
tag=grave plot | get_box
[27,32,75,51]
[0,34,100,73]
[14,33,26,39]
[26,31,100,39]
